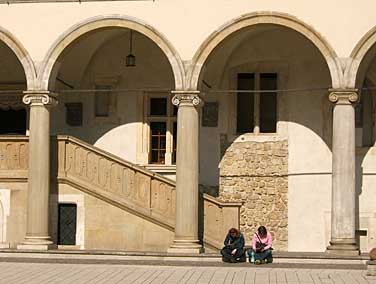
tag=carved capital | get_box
[171,90,202,107]
[22,91,58,107]
[328,89,358,105]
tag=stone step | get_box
[0,249,370,268]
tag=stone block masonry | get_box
[219,138,288,250]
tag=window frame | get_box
[143,92,177,165]
[228,61,288,139]
[235,72,278,134]
[150,121,167,164]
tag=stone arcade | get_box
[0,2,376,255]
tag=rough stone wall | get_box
[219,139,288,250]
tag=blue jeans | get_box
[248,248,272,262]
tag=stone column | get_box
[168,91,203,254]
[327,90,359,255]
[17,91,57,250]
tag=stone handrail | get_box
[0,135,242,250]
[0,136,29,181]
[203,194,243,250]
[56,135,176,230]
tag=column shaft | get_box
[168,91,203,254]
[18,91,56,250]
[327,90,359,255]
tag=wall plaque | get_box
[202,102,218,127]
[65,103,83,126]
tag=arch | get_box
[345,26,376,88]
[188,12,342,90]
[0,26,36,90]
[38,15,185,91]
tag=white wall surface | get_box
[0,0,376,64]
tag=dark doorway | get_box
[58,204,77,245]
[0,109,26,135]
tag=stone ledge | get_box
[0,255,367,270]
[0,249,370,265]
[16,244,57,251]
[0,249,370,258]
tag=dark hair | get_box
[228,227,240,237]
[257,226,267,237]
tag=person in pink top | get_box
[248,226,273,264]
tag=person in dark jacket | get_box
[221,228,246,263]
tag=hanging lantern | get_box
[126,30,136,67]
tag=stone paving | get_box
[0,262,376,284]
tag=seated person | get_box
[221,228,246,263]
[248,226,273,264]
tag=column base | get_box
[326,239,359,256]
[0,242,10,249]
[168,239,203,254]
[17,236,57,251]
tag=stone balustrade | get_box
[57,136,177,228]
[0,135,242,250]
[0,136,28,181]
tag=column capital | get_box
[22,90,58,107]
[171,90,203,107]
[328,89,358,105]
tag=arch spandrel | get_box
[0,26,36,90]
[346,25,376,89]
[38,15,185,91]
[188,12,342,90]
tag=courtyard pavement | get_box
[0,262,375,284]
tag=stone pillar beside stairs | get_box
[17,91,57,250]
[168,91,203,254]
[326,90,359,256]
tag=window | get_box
[150,122,167,164]
[260,73,277,133]
[237,73,255,133]
[147,96,177,165]
[356,81,374,147]
[150,98,167,116]
[0,109,26,135]
[94,85,111,117]
[236,73,278,134]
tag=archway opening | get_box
[196,23,333,252]
[0,40,27,135]
[48,27,177,167]
[351,39,376,253]
[353,43,376,148]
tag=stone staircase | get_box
[0,136,242,251]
